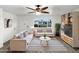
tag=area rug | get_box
[27,38,68,52]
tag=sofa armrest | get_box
[10,39,26,51]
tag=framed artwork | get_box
[4,18,12,28]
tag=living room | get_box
[0,5,79,53]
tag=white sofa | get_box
[9,31,33,51]
[34,27,54,37]
[15,30,33,46]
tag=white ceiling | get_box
[0,5,79,16]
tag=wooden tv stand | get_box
[61,34,73,46]
[61,12,79,48]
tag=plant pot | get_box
[55,32,60,36]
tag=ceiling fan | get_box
[26,5,49,14]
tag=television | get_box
[64,24,72,37]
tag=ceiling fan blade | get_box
[26,7,35,11]
[41,11,49,14]
[41,7,48,10]
[28,12,35,13]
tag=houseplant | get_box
[44,34,46,39]
[55,23,61,36]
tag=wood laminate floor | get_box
[0,36,79,53]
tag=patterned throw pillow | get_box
[47,29,52,32]
[23,32,26,38]
[16,35,21,39]
[37,29,42,32]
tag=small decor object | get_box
[68,13,72,24]
[4,18,12,28]
[44,34,46,39]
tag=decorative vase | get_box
[44,34,46,39]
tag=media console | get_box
[61,12,79,48]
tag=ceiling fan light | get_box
[36,12,41,15]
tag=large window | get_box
[34,18,52,27]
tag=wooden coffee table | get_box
[39,36,51,46]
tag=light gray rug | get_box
[30,38,65,46]
[28,38,68,52]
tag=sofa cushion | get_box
[46,29,52,32]
[23,31,28,38]
[37,29,42,32]
[23,34,33,45]
[15,34,23,39]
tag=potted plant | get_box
[44,34,46,39]
[55,23,61,36]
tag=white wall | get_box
[0,8,17,48]
[17,15,61,33]
[3,11,17,43]
[0,8,4,48]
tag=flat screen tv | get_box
[64,24,72,37]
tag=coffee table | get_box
[39,36,51,46]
